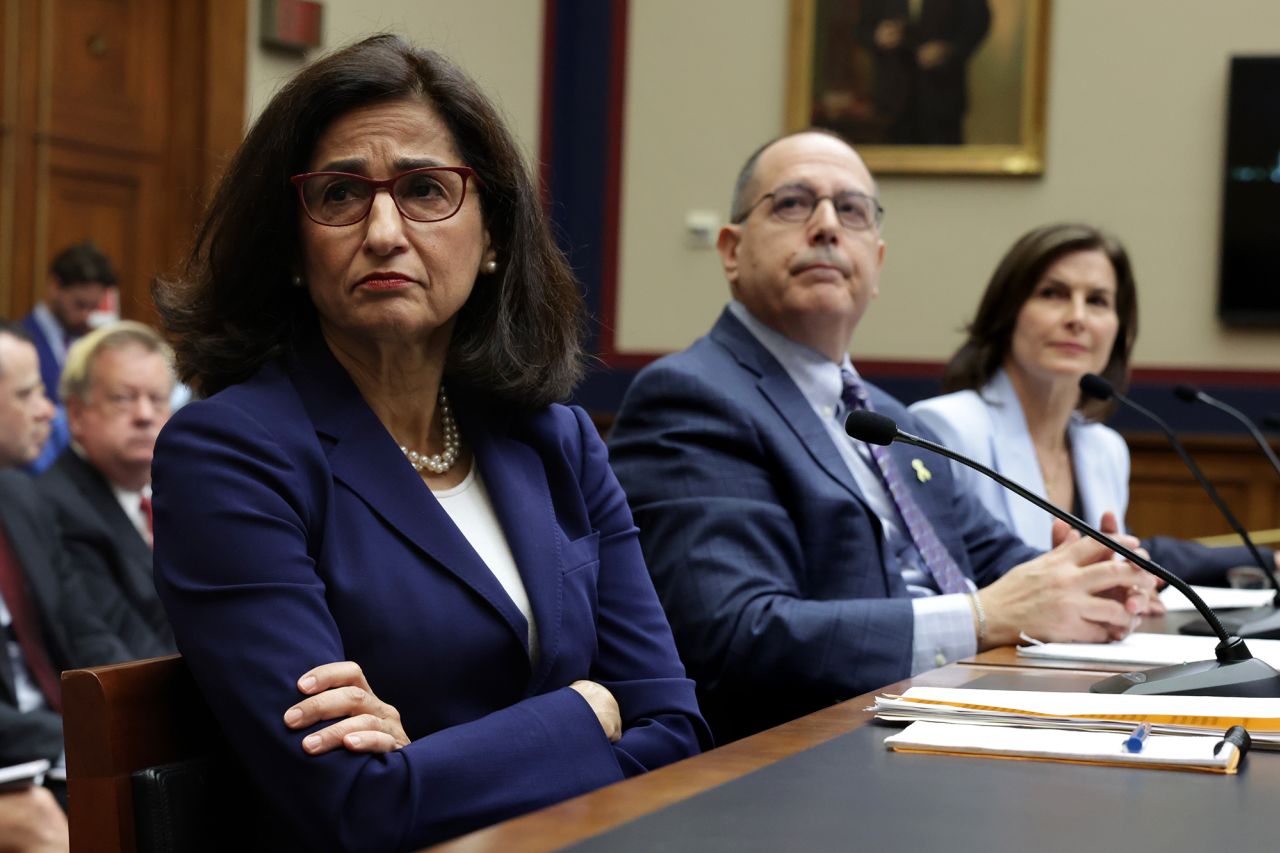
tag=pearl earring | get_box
[482,260,498,275]
[291,274,304,288]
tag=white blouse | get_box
[432,463,538,660]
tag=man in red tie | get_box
[0,319,130,768]
[35,322,176,659]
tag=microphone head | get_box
[1173,384,1201,404]
[1079,373,1114,401]
[844,410,898,446]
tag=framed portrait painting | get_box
[787,0,1050,175]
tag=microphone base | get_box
[1090,656,1280,697]
[1178,606,1280,639]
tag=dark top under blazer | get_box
[608,309,1039,741]
[0,470,131,765]
[36,450,175,659]
[151,338,709,853]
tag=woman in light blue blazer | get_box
[910,223,1261,584]
[150,36,707,852]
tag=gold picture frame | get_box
[786,0,1050,175]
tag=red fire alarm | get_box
[260,0,323,54]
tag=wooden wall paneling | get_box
[2,0,43,321]
[1125,432,1280,539]
[43,140,161,319]
[164,0,246,286]
[0,0,246,326]
[48,0,170,154]
[0,0,15,317]
[199,0,246,189]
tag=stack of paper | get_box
[1159,585,1275,612]
[885,721,1243,773]
[873,686,1280,749]
[1017,632,1280,669]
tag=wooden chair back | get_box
[61,654,225,853]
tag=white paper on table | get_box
[1016,631,1280,669]
[884,720,1238,770]
[1159,585,1275,612]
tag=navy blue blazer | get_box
[608,309,1038,741]
[152,339,708,852]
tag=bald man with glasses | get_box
[608,131,1158,743]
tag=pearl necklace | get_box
[400,387,461,474]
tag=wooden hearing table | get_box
[424,644,1276,853]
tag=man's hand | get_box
[569,680,622,743]
[284,661,410,755]
[976,533,1159,649]
[916,40,952,68]
[874,19,905,49]
[0,786,68,853]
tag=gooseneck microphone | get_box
[844,409,1280,697]
[1174,384,1280,481]
[1078,374,1280,632]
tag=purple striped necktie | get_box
[840,370,969,595]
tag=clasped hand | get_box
[975,512,1161,649]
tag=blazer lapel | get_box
[983,372,1052,549]
[461,407,563,692]
[711,311,863,504]
[288,342,531,655]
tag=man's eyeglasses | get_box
[290,166,478,227]
[734,185,884,231]
[94,389,172,417]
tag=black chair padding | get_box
[131,756,253,853]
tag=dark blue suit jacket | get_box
[608,309,1038,741]
[152,339,708,852]
[18,312,63,406]
[18,312,71,474]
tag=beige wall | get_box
[243,0,543,160]
[616,0,1280,371]
[243,1,1280,371]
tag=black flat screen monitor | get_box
[1218,56,1280,325]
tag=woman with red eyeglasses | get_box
[150,34,708,852]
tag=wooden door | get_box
[0,0,246,325]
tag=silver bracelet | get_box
[969,591,988,643]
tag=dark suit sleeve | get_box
[0,704,63,766]
[57,533,172,660]
[1143,538,1270,587]
[567,407,713,772]
[153,400,659,853]
[17,482,133,669]
[942,0,992,64]
[608,363,917,713]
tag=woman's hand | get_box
[284,661,410,755]
[569,680,622,743]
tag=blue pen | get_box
[1123,722,1151,753]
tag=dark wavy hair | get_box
[155,34,585,407]
[940,223,1138,422]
